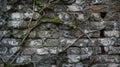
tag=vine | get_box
[2,0,102,67]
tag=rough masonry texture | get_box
[0,0,120,67]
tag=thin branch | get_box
[59,30,99,53]
[7,0,59,64]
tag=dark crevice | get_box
[100,29,105,38]
[100,46,106,54]
[100,12,107,19]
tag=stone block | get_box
[74,38,97,47]
[95,55,120,63]
[36,48,49,55]
[67,47,80,55]
[16,56,31,64]
[1,38,20,46]
[67,4,83,11]
[0,30,10,37]
[80,47,101,54]
[27,39,42,47]
[104,46,120,54]
[37,30,59,38]
[11,12,24,20]
[22,48,36,55]
[59,38,76,47]
[8,20,27,28]
[44,39,59,47]
[9,47,20,54]
[104,30,119,37]
[95,38,116,46]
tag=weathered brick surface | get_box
[0,0,120,67]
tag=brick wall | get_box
[0,0,120,67]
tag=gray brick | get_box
[0,30,10,37]
[67,47,81,55]
[0,47,7,54]
[1,38,20,46]
[9,47,20,54]
[67,47,101,55]
[83,30,100,37]
[95,55,120,63]
[104,30,119,37]
[11,12,24,20]
[67,4,83,11]
[26,39,42,47]
[8,20,27,28]
[16,55,31,64]
[44,39,59,47]
[74,39,95,47]
[32,55,42,62]
[80,47,101,54]
[59,38,76,47]
[22,48,36,55]
[36,48,49,55]
[53,5,68,12]
[104,46,120,54]
[95,38,116,46]
[37,30,59,38]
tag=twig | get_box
[7,0,59,64]
[77,27,93,43]
[9,49,22,64]
[59,30,99,53]
[0,55,6,63]
[27,0,35,27]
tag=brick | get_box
[89,5,109,12]
[67,47,80,55]
[104,46,120,54]
[8,20,27,28]
[27,39,42,47]
[59,38,76,47]
[37,30,59,38]
[31,55,42,62]
[80,47,101,54]
[94,38,116,46]
[59,30,76,38]
[91,64,107,67]
[74,39,93,46]
[91,13,101,20]
[53,5,68,12]
[62,63,83,67]
[67,54,92,63]
[104,30,119,37]
[83,30,100,37]
[16,55,31,63]
[94,55,120,63]
[9,47,20,54]
[90,21,106,30]
[44,39,59,47]
[0,47,7,54]
[91,64,120,67]
[58,12,71,22]
[36,48,49,55]
[67,4,83,11]
[1,38,20,46]
[0,30,10,37]
[22,48,36,55]
[11,12,24,20]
